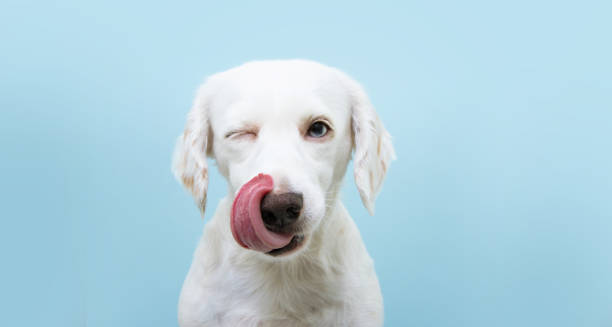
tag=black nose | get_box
[260,192,303,232]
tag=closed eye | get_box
[225,128,258,140]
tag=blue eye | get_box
[307,121,329,138]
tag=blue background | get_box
[1,1,611,326]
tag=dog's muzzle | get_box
[230,174,299,253]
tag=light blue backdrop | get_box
[1,0,611,326]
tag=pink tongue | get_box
[231,174,293,252]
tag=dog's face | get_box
[209,64,355,249]
[173,60,395,257]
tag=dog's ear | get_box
[344,75,396,215]
[172,84,212,216]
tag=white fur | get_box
[173,60,395,327]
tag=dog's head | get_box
[173,60,395,257]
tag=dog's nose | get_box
[260,192,303,232]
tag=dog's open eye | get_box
[307,121,329,138]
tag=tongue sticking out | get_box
[231,174,293,252]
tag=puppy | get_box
[173,60,395,327]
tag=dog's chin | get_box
[266,234,306,257]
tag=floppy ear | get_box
[346,77,396,215]
[172,85,211,215]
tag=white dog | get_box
[173,60,395,327]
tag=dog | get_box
[172,60,395,327]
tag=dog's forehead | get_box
[207,61,350,123]
[213,60,338,90]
